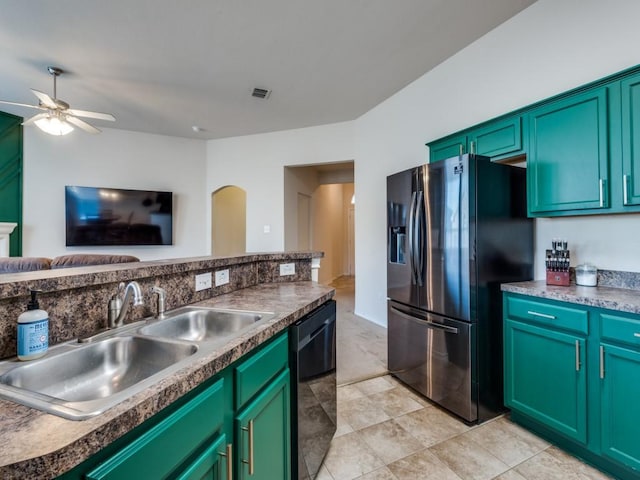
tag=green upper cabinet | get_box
[527,87,610,215]
[427,115,525,163]
[0,112,23,256]
[620,72,640,206]
[469,115,524,160]
[428,133,467,163]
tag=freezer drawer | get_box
[388,300,475,422]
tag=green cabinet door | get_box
[600,343,640,471]
[470,115,523,160]
[176,433,230,480]
[504,319,587,443]
[428,133,467,163]
[235,369,291,480]
[621,73,640,206]
[87,378,225,480]
[528,87,609,215]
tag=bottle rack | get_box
[546,239,570,286]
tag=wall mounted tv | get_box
[65,186,173,246]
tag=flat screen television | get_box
[65,186,173,246]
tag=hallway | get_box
[331,276,388,385]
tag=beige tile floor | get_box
[331,276,387,385]
[326,276,614,480]
[318,375,613,480]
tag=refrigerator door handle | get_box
[408,191,417,284]
[390,305,459,334]
[415,190,425,287]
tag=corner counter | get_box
[0,281,334,479]
[501,280,640,315]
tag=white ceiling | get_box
[0,0,536,140]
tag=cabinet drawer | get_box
[600,312,640,348]
[235,332,288,409]
[87,378,225,480]
[505,295,588,335]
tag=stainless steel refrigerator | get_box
[387,154,533,423]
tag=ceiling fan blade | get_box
[0,99,45,110]
[30,89,57,109]
[66,115,101,134]
[66,108,115,121]
[21,113,49,126]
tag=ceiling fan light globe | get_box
[34,115,74,136]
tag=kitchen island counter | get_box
[0,281,333,480]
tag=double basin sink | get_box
[0,306,275,420]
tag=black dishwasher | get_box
[290,299,337,480]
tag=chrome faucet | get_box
[150,286,167,319]
[108,281,144,328]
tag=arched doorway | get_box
[211,186,246,256]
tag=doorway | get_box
[283,162,354,285]
[211,186,246,256]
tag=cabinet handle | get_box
[219,443,233,480]
[575,340,581,371]
[241,419,255,475]
[600,345,605,379]
[527,310,556,320]
[470,141,476,155]
[599,179,604,207]
[634,333,640,338]
[623,174,630,205]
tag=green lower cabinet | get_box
[505,293,640,480]
[176,433,230,480]
[600,343,640,472]
[504,319,587,443]
[86,378,226,480]
[235,369,291,480]
[59,331,291,480]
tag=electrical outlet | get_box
[195,272,212,291]
[215,269,229,286]
[279,263,296,276]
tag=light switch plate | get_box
[279,263,296,276]
[215,269,229,286]
[195,272,212,291]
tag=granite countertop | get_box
[501,280,640,315]
[0,281,334,480]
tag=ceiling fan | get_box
[0,66,115,135]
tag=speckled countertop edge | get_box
[0,252,323,298]
[0,281,334,480]
[501,280,640,315]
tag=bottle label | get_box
[17,319,49,356]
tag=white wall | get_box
[23,127,207,259]
[354,0,640,326]
[205,121,355,253]
[312,184,345,284]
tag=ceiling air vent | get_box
[252,88,271,99]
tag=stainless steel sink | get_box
[0,306,276,420]
[138,307,274,342]
[0,335,198,420]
